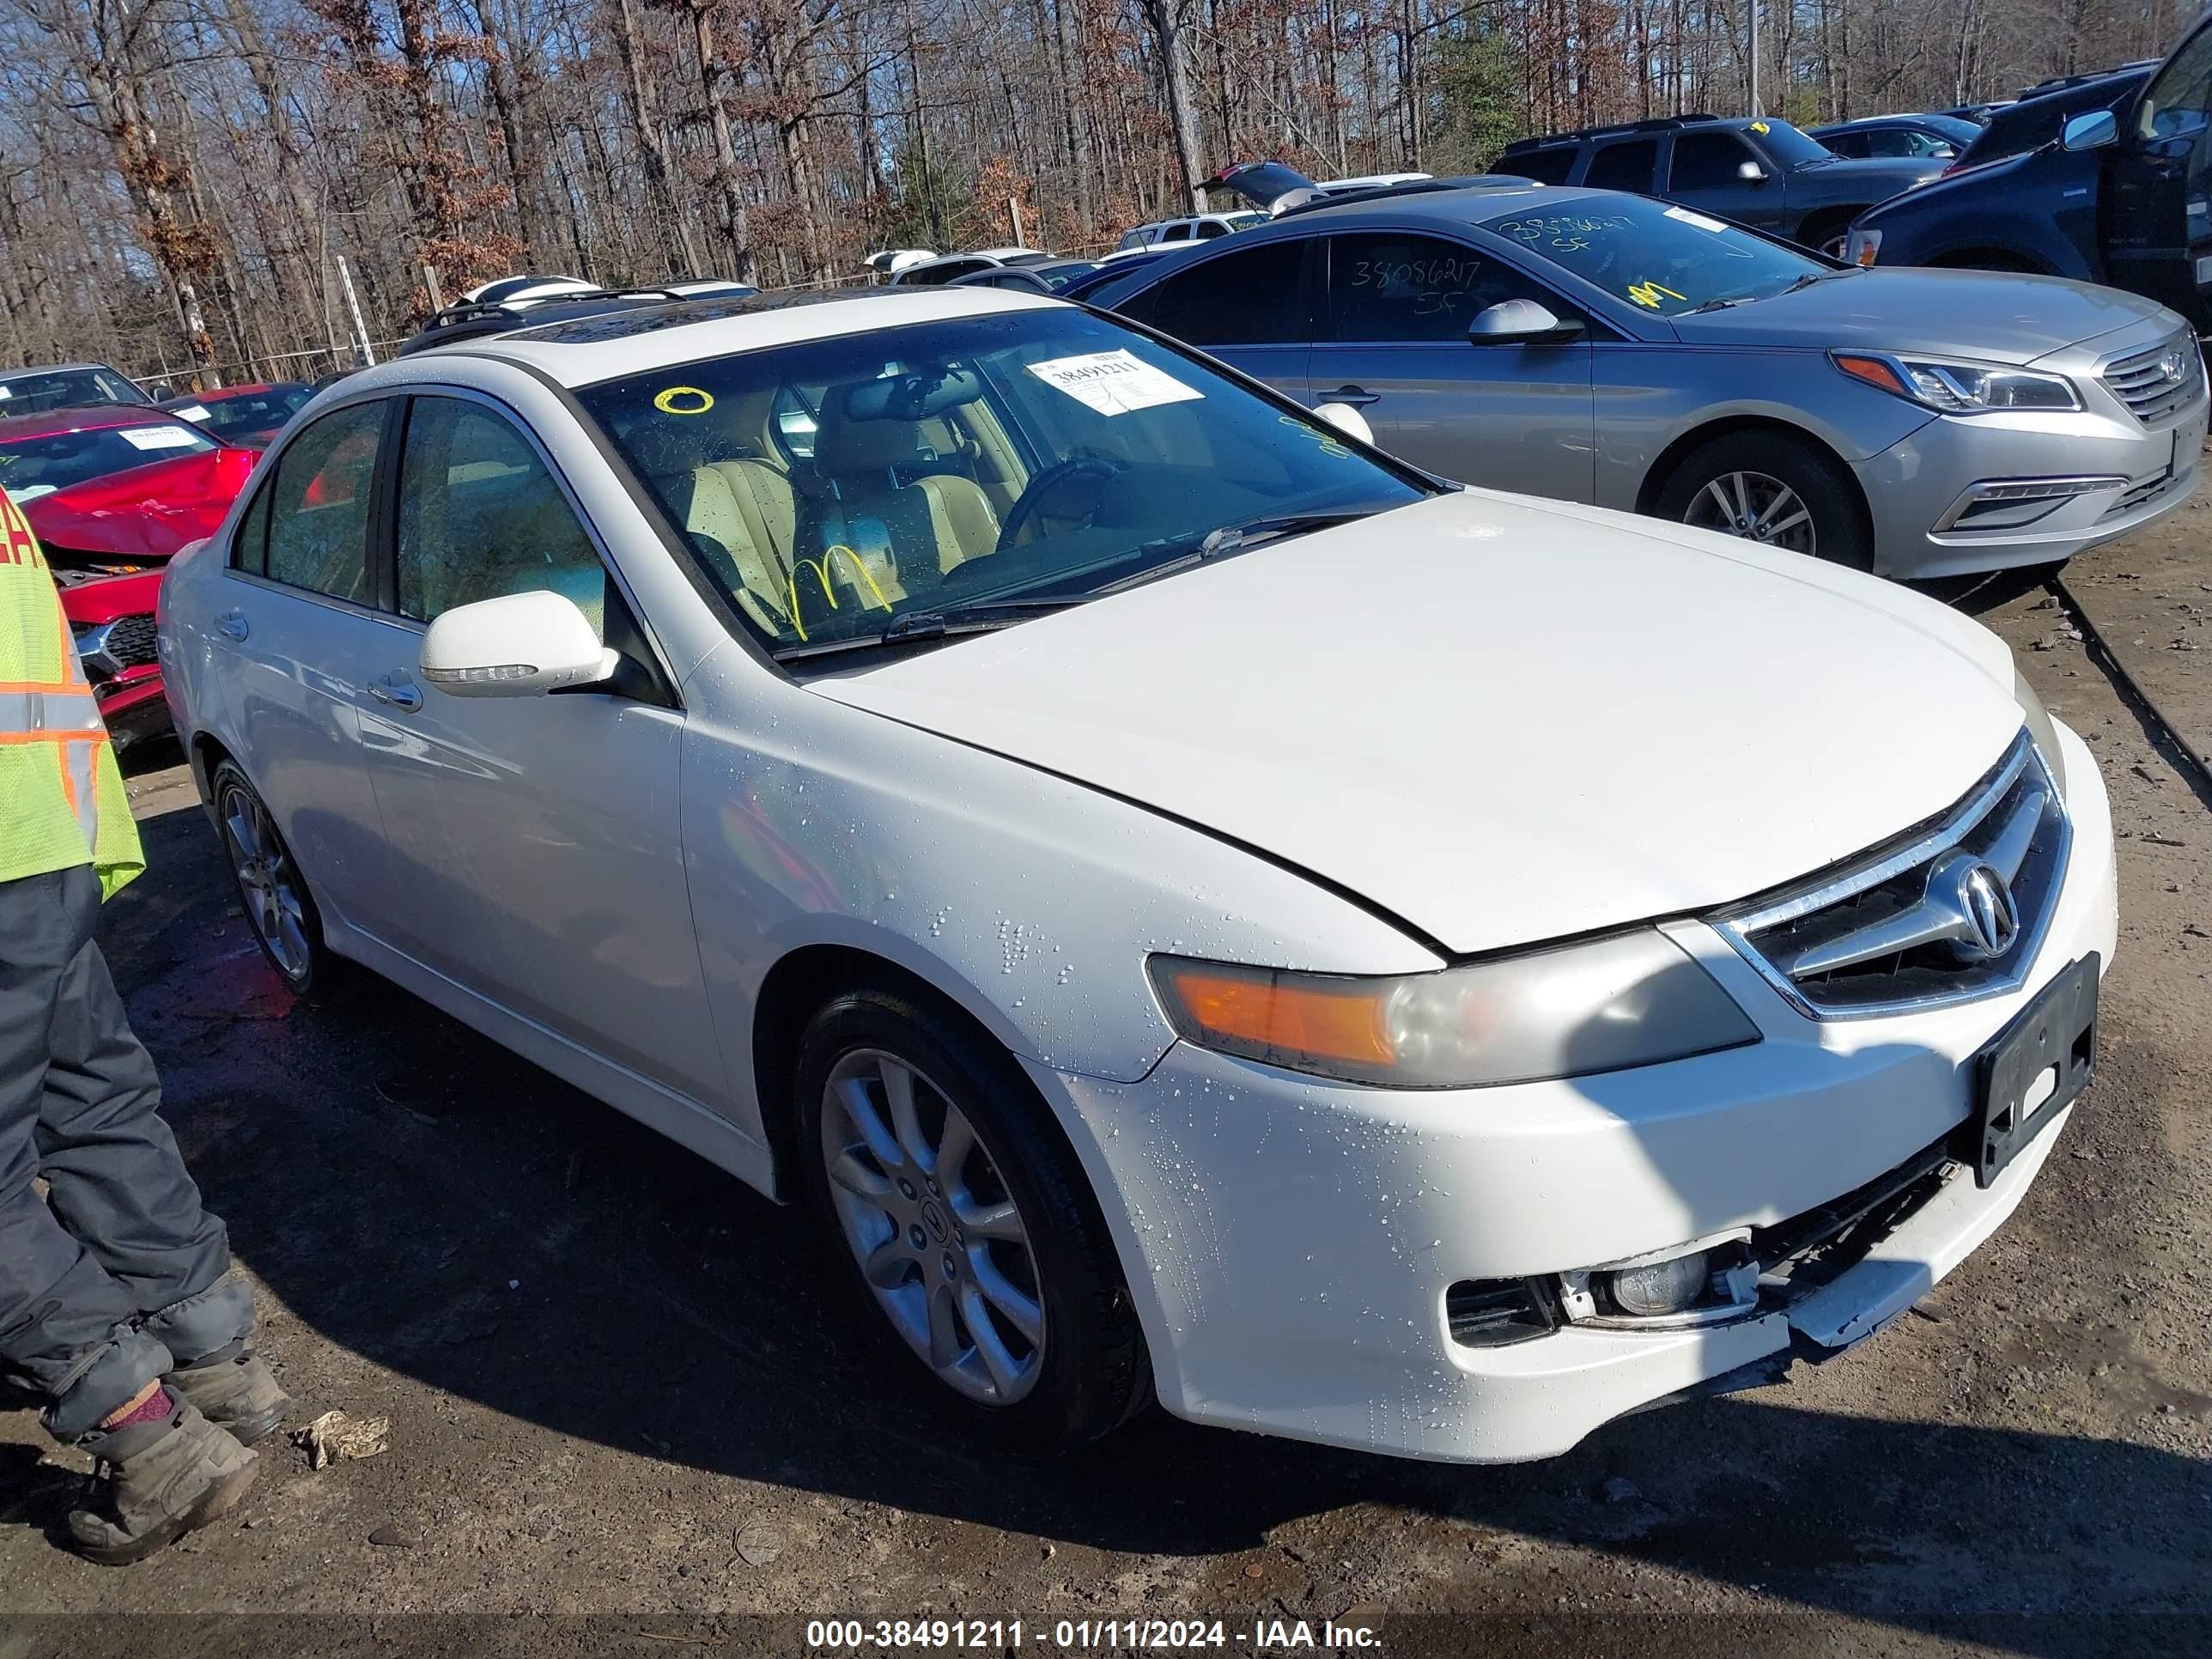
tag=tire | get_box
[209,758,349,1002]
[1652,429,1874,570]
[1796,212,1859,261]
[793,985,1149,1455]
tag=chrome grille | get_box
[2102,331,2203,426]
[1716,733,2068,1018]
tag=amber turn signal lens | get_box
[1833,354,1906,395]
[1152,963,1394,1068]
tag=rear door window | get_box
[258,401,384,601]
[1119,238,1313,346]
[1583,138,1659,191]
[1510,147,1578,185]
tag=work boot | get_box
[165,1346,292,1446]
[67,1395,258,1566]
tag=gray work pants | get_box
[0,864,253,1441]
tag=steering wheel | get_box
[996,456,1126,550]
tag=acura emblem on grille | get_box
[1934,854,2020,962]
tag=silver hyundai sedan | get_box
[1090,183,2206,578]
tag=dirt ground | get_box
[3,499,2209,1657]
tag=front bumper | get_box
[91,666,173,750]
[1854,392,2206,580]
[1035,721,2117,1463]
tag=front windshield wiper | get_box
[769,596,1087,663]
[1681,270,1836,316]
[1091,506,1389,596]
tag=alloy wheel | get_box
[818,1048,1047,1405]
[1682,469,1818,556]
[220,781,311,981]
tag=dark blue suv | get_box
[1849,15,2212,332]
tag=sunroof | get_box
[514,287,897,345]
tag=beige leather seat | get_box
[651,464,794,630]
[811,409,1001,582]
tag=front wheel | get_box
[1653,430,1873,569]
[793,987,1149,1454]
[210,758,348,1000]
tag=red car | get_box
[157,381,313,450]
[3,404,262,750]
[54,566,170,751]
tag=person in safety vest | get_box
[0,488,289,1564]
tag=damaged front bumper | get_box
[1030,720,2117,1464]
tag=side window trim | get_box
[384,383,681,708]
[228,393,389,613]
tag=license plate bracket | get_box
[1960,952,2099,1188]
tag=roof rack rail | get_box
[1500,112,1722,152]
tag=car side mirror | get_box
[419,590,617,699]
[2062,109,2118,152]
[1931,143,1958,158]
[1310,402,1375,447]
[1468,298,1579,344]
[1736,160,1769,183]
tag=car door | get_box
[347,390,724,1103]
[1112,234,1315,400]
[1664,129,1786,231]
[2107,16,2212,324]
[1308,229,1595,501]
[209,397,399,925]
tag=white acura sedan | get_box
[161,285,2116,1463]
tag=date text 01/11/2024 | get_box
[804,1618,1383,1650]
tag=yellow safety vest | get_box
[0,490,143,898]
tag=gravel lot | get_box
[3,500,2209,1657]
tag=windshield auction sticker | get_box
[1662,204,1729,234]
[1026,350,1203,416]
[119,425,202,450]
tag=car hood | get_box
[23,447,257,560]
[1788,155,1945,200]
[811,492,2025,955]
[1670,266,2172,361]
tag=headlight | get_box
[1147,931,1759,1090]
[2013,667,2068,794]
[1846,228,1881,268]
[1832,351,2080,414]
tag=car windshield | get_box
[0,419,218,502]
[576,307,1425,654]
[1754,120,1838,167]
[1920,113,1986,148]
[1033,262,1100,291]
[1480,196,1826,317]
[0,368,149,414]
[170,386,311,440]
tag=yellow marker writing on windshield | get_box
[653,386,714,416]
[1626,281,1686,309]
[1749,120,1770,135]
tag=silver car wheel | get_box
[819,1048,1047,1406]
[1683,469,1818,556]
[219,781,312,981]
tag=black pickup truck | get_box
[1848,15,2212,334]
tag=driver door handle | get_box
[1318,386,1381,407]
[366,672,422,712]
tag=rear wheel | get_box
[1653,429,1873,569]
[793,986,1148,1454]
[210,759,347,1001]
